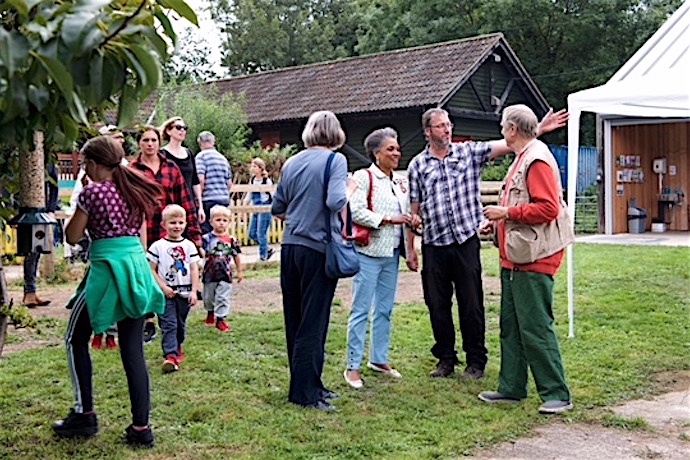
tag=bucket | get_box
[651,222,666,233]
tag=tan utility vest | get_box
[500,140,575,264]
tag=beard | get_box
[430,134,450,150]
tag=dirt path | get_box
[3,272,688,459]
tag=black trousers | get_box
[421,235,488,370]
[65,290,151,426]
[280,244,338,405]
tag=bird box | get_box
[9,207,57,256]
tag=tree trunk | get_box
[1,131,46,357]
[20,131,46,208]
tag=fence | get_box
[0,181,516,260]
[548,145,599,193]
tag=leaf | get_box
[72,0,111,12]
[158,0,199,26]
[32,53,74,99]
[61,114,79,146]
[0,29,30,76]
[153,10,177,47]
[128,44,162,95]
[117,84,138,127]
[122,49,148,90]
[87,51,105,103]
[70,56,90,87]
[27,85,49,111]
[61,12,94,50]
[76,26,105,56]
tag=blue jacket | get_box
[271,149,348,253]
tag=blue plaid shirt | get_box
[408,141,492,246]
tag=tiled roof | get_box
[212,33,505,124]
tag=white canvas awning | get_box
[565,0,690,337]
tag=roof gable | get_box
[212,34,512,124]
[611,1,690,81]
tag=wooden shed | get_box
[211,33,549,169]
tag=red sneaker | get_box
[215,319,231,333]
[204,312,215,326]
[162,355,179,373]
[177,346,185,362]
[91,334,103,350]
[105,335,117,350]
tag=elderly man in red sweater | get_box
[479,104,575,414]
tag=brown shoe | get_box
[429,359,455,378]
[460,366,484,380]
[24,294,50,307]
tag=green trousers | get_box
[497,268,571,402]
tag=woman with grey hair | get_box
[271,110,350,411]
[343,127,419,389]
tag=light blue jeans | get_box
[346,249,400,370]
[249,212,272,259]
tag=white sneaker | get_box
[367,362,402,378]
[538,400,573,414]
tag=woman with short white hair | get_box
[271,110,349,411]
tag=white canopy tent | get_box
[565,0,690,337]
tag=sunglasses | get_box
[172,125,188,131]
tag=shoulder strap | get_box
[323,153,336,243]
[365,169,374,211]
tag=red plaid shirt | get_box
[130,153,202,248]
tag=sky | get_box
[169,0,225,74]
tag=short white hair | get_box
[98,124,119,135]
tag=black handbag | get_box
[323,152,360,279]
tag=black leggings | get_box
[65,291,151,426]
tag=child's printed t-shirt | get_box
[147,237,201,298]
[202,233,241,283]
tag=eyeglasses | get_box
[430,122,453,130]
[172,125,188,131]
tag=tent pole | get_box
[566,109,581,339]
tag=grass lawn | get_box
[0,243,688,459]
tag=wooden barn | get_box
[568,1,690,234]
[211,33,550,170]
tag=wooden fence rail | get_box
[2,181,503,257]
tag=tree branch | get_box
[99,0,148,49]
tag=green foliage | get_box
[0,144,20,224]
[0,0,198,150]
[231,141,297,184]
[481,153,513,181]
[210,0,681,146]
[155,83,250,158]
[211,0,359,75]
[601,414,650,431]
[0,302,37,330]
[0,244,687,457]
[355,0,488,54]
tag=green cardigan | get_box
[80,236,164,334]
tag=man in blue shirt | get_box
[195,131,232,234]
